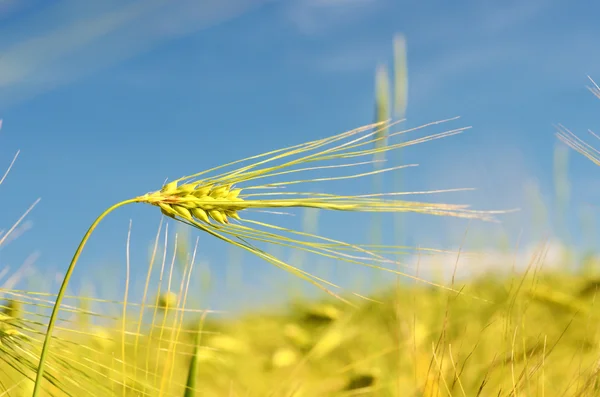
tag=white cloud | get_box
[402,239,569,283]
[0,0,269,108]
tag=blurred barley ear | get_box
[374,64,391,165]
[524,179,549,242]
[392,33,408,254]
[370,33,409,287]
[553,143,571,244]
[579,205,597,253]
[393,34,408,118]
[369,63,390,259]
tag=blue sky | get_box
[1,0,600,314]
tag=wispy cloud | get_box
[313,0,549,65]
[0,0,269,108]
[475,0,551,35]
[284,0,381,36]
[292,0,547,78]
[0,0,22,19]
[297,0,600,107]
[307,38,389,73]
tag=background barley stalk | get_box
[370,33,408,289]
[32,118,506,395]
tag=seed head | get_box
[142,182,245,225]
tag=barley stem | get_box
[32,198,140,397]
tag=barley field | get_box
[1,14,600,397]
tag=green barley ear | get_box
[393,33,408,118]
[374,64,391,164]
[33,120,507,396]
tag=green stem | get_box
[32,199,139,397]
